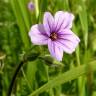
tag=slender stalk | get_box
[34,0,39,21]
[7,49,39,96]
[7,59,27,96]
[76,47,85,96]
[76,55,83,96]
[21,68,32,90]
[86,64,93,96]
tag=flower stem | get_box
[7,49,40,96]
[7,59,27,96]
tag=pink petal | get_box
[29,24,48,45]
[55,41,74,54]
[56,30,80,54]
[43,12,54,36]
[54,11,74,31]
[58,29,80,42]
[48,39,63,61]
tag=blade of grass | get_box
[77,1,89,95]
[28,60,96,96]
[73,24,85,96]
[26,61,37,90]
[63,0,70,10]
[10,0,30,50]
[17,0,31,31]
[34,0,39,21]
[78,1,88,49]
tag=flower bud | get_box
[39,55,64,67]
[24,51,40,62]
[28,1,35,11]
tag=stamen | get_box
[50,32,58,41]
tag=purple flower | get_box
[29,11,80,61]
[28,1,34,11]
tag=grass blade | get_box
[28,60,96,96]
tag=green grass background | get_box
[0,0,96,96]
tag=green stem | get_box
[34,0,39,20]
[76,47,85,96]
[7,49,39,96]
[21,68,32,90]
[7,59,27,96]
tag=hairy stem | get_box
[7,59,27,96]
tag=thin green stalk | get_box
[34,0,39,20]
[78,1,88,50]
[7,49,39,96]
[73,18,85,96]
[21,68,32,90]
[78,1,88,95]
[47,67,54,96]
[7,59,27,96]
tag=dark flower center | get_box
[50,32,58,41]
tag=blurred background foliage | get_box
[0,0,96,96]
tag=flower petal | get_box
[29,24,48,45]
[48,39,63,61]
[54,11,74,31]
[56,30,80,54]
[43,12,54,36]
[58,29,80,42]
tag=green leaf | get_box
[17,0,31,31]
[36,60,48,81]
[26,61,37,89]
[10,0,30,50]
[78,1,88,49]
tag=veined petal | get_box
[43,12,54,36]
[62,12,74,29]
[56,30,80,54]
[58,29,80,42]
[48,39,63,61]
[29,24,48,45]
[55,40,74,54]
[54,11,74,31]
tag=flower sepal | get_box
[24,51,40,62]
[39,55,64,67]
